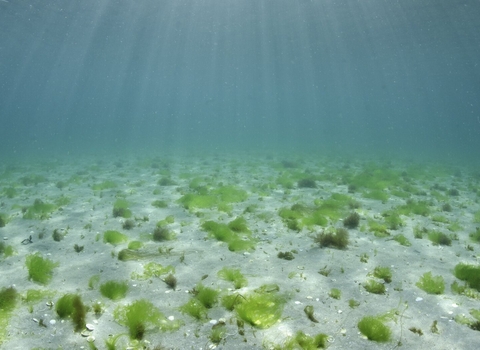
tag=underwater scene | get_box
[1,1,480,349]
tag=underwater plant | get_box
[88,274,100,290]
[416,272,445,294]
[277,251,295,260]
[131,262,175,280]
[392,234,411,247]
[358,316,391,342]
[55,293,86,332]
[329,288,341,300]
[0,242,14,258]
[163,274,177,289]
[127,240,143,250]
[454,263,480,291]
[314,227,349,249]
[179,298,208,320]
[112,199,132,218]
[363,279,386,294]
[217,267,247,289]
[158,177,177,186]
[297,178,317,188]
[192,283,219,309]
[397,200,431,217]
[0,287,17,313]
[382,210,403,230]
[202,219,256,252]
[92,180,117,191]
[0,213,7,227]
[73,244,84,253]
[100,280,129,300]
[469,227,480,243]
[373,266,393,283]
[428,230,452,246]
[114,299,182,339]
[103,230,128,245]
[343,212,360,228]
[349,299,360,308]
[122,219,135,230]
[52,228,65,242]
[152,226,176,241]
[117,249,151,261]
[304,305,319,323]
[235,291,286,329]
[228,216,251,233]
[23,199,57,220]
[209,322,227,344]
[367,219,390,237]
[25,253,59,285]
[152,199,168,208]
[277,331,329,350]
[363,189,389,202]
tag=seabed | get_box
[1,152,479,349]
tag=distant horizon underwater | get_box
[0,0,479,166]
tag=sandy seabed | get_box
[1,153,479,350]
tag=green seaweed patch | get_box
[100,280,129,300]
[470,227,480,243]
[131,262,174,280]
[0,287,18,344]
[382,210,404,230]
[314,227,349,249]
[474,210,480,223]
[192,283,219,309]
[152,226,176,241]
[55,293,86,332]
[416,272,445,294]
[202,219,256,252]
[92,180,117,191]
[270,330,329,349]
[428,230,452,246]
[217,267,248,289]
[396,200,431,217]
[363,279,386,294]
[235,291,286,329]
[23,199,57,220]
[358,315,392,342]
[112,199,132,218]
[20,174,47,186]
[4,187,17,198]
[363,189,389,202]
[329,288,341,299]
[114,299,182,340]
[454,263,480,292]
[431,215,449,223]
[127,240,144,250]
[23,289,56,304]
[0,241,15,258]
[313,193,354,221]
[103,230,128,246]
[0,213,8,227]
[152,200,168,208]
[372,266,393,283]
[25,253,59,285]
[179,298,208,320]
[367,219,390,237]
[178,185,248,210]
[392,234,411,247]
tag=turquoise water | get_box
[1,0,479,163]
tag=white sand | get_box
[1,153,479,349]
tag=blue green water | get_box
[1,0,479,163]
